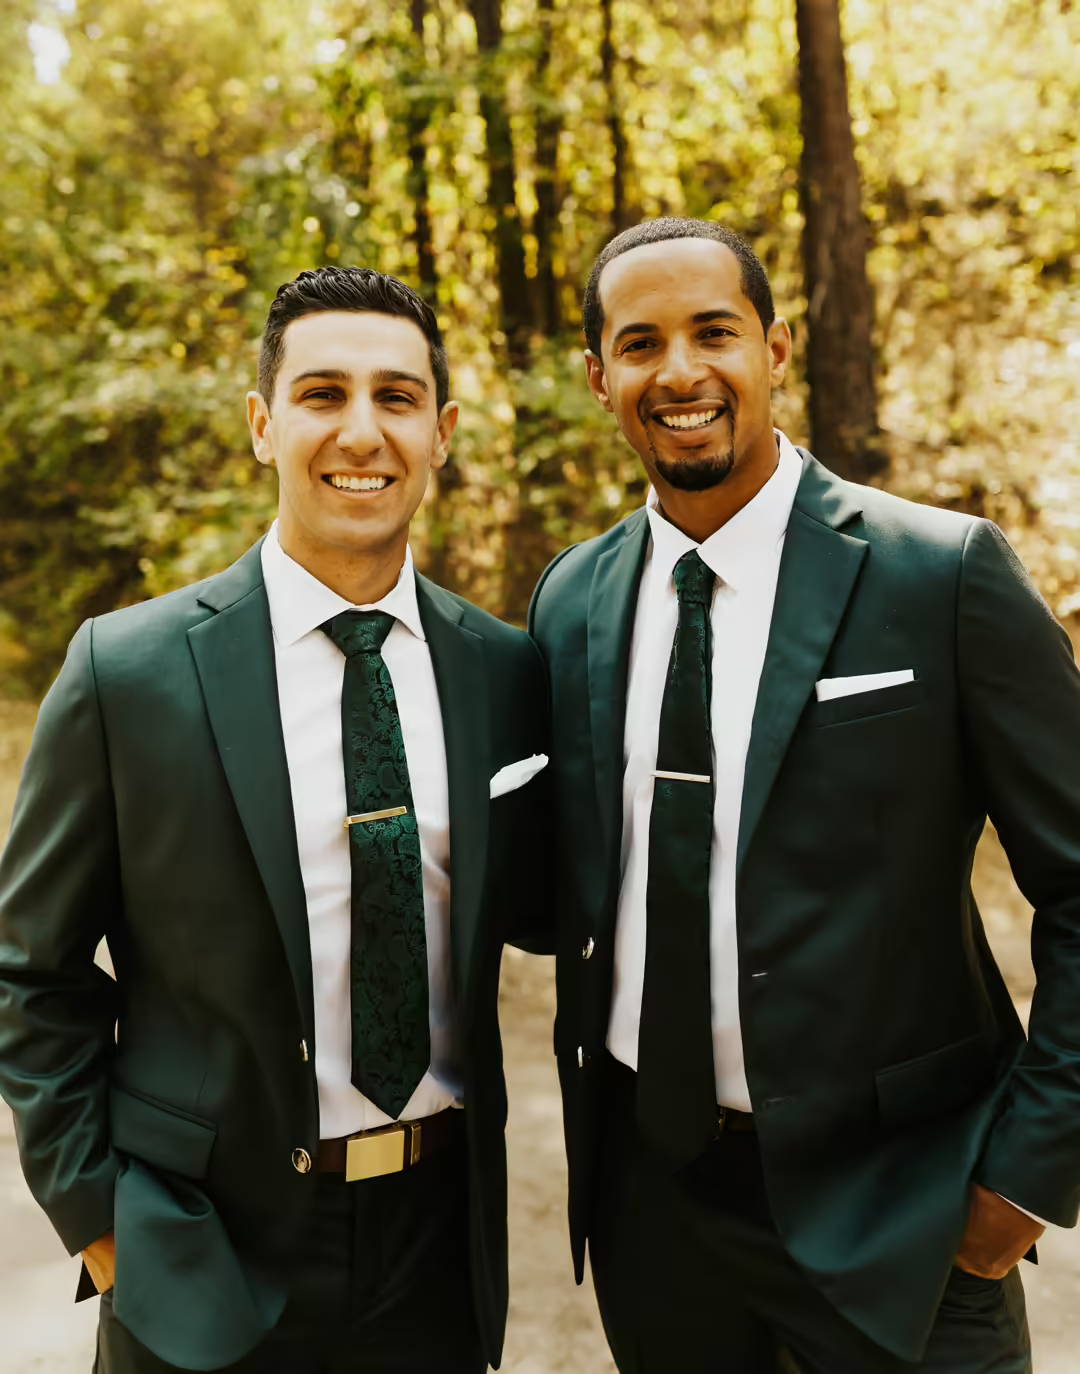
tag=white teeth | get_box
[656,409,720,430]
[327,474,389,491]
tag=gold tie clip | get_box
[651,769,712,784]
[343,806,408,829]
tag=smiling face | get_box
[247,309,457,596]
[586,237,791,539]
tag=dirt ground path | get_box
[1,702,1078,1370]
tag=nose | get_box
[655,335,706,393]
[337,395,383,457]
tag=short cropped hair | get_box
[582,218,775,357]
[258,266,449,410]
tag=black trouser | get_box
[589,1058,1032,1374]
[94,1125,485,1374]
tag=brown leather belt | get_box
[318,1108,461,1182]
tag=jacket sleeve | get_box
[0,620,122,1254]
[513,548,582,957]
[958,521,1080,1227]
[526,543,576,643]
[503,635,556,956]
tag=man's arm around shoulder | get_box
[497,623,555,955]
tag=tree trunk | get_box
[406,0,437,302]
[600,0,630,237]
[465,0,553,623]
[532,0,562,334]
[795,0,885,481]
[414,0,461,590]
[468,0,531,369]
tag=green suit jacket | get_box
[0,539,548,1371]
[529,451,1080,1362]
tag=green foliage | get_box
[2,0,1078,691]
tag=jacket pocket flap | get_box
[110,1085,217,1180]
[815,678,924,727]
[875,1032,997,1130]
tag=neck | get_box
[654,457,777,543]
[648,434,774,541]
[277,529,407,606]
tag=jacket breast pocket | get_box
[875,1031,998,1131]
[110,1085,217,1180]
[815,678,924,728]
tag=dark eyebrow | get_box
[288,368,350,388]
[692,309,744,325]
[287,368,429,393]
[611,308,745,349]
[371,368,429,393]
[611,321,657,348]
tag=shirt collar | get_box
[644,429,803,591]
[260,522,426,649]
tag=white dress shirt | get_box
[261,525,459,1138]
[607,432,803,1111]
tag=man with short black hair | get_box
[530,217,1080,1372]
[0,266,549,1372]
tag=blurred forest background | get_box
[2,0,1079,696]
[2,6,1080,1364]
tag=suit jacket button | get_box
[577,1046,585,1068]
[582,937,595,960]
[292,1147,313,1174]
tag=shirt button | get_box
[582,937,595,960]
[292,1147,313,1174]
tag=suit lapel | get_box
[187,542,314,1034]
[416,576,490,1011]
[587,511,651,882]
[736,455,868,876]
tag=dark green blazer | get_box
[0,539,548,1371]
[529,451,1080,1362]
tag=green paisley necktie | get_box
[322,609,429,1119]
[636,549,718,1166]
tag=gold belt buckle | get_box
[344,1121,422,1181]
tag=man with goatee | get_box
[530,217,1080,1372]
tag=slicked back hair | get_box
[258,266,449,410]
[582,218,775,357]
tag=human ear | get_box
[247,391,276,467]
[432,400,459,470]
[766,319,793,387]
[585,351,613,413]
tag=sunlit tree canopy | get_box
[2,0,1078,691]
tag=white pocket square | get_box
[815,670,914,703]
[489,753,549,799]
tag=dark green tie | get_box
[636,549,718,1165]
[322,610,429,1119]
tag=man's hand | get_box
[955,1183,1044,1279]
[81,1231,116,1294]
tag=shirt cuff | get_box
[995,1192,1051,1228]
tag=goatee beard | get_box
[651,443,736,492]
